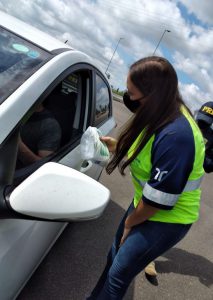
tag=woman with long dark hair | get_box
[86,56,205,300]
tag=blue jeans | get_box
[86,202,191,300]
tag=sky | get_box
[0,0,213,112]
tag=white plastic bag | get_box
[80,127,110,162]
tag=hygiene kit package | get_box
[80,126,110,162]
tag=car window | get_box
[14,70,90,185]
[0,27,52,104]
[44,73,81,147]
[94,74,110,126]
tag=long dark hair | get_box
[106,56,192,175]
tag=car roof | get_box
[0,10,72,52]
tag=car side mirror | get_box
[9,162,110,221]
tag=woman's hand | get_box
[124,201,159,228]
[119,226,131,247]
[100,136,117,153]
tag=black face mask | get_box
[123,92,141,113]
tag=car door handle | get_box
[80,160,93,173]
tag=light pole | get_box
[153,29,171,56]
[105,37,124,77]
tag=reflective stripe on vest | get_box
[131,173,203,206]
[131,173,203,193]
[143,183,178,206]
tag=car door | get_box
[11,63,115,185]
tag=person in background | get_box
[196,102,213,173]
[86,56,205,300]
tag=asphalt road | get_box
[18,101,213,300]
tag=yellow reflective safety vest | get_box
[128,106,205,224]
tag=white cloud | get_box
[179,82,212,112]
[104,47,124,66]
[0,0,212,108]
[179,0,213,25]
[174,52,213,95]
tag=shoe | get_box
[144,261,158,286]
[144,261,157,276]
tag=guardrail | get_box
[113,93,123,103]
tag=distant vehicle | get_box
[0,10,115,300]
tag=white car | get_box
[0,10,115,300]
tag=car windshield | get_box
[0,27,52,104]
